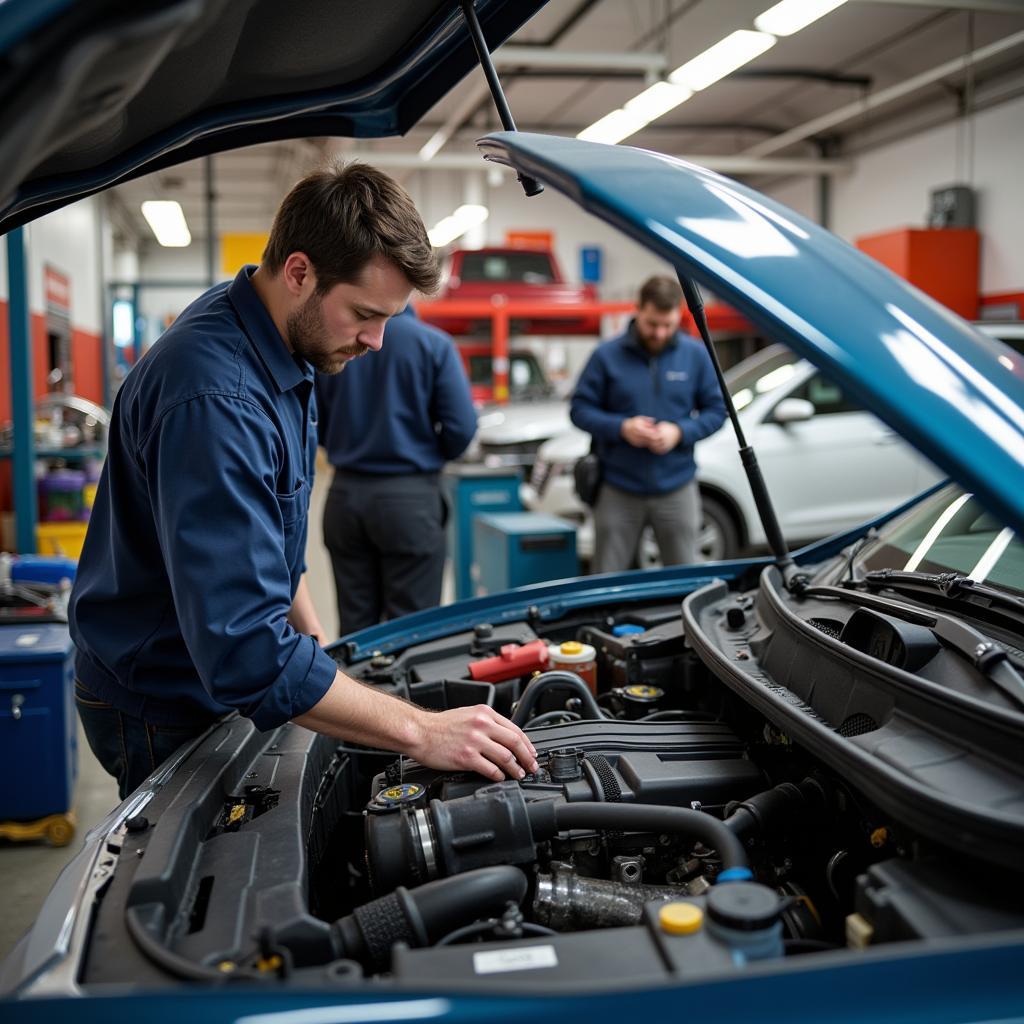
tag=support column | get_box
[6,227,37,553]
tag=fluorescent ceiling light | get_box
[755,0,848,37]
[576,108,648,145]
[623,81,693,122]
[669,29,776,92]
[141,200,191,247]
[428,204,489,248]
[419,129,447,162]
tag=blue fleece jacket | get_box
[570,323,727,496]
[315,306,476,475]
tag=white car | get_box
[525,323,1023,564]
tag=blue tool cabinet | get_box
[472,512,578,596]
[0,623,77,823]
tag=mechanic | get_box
[315,307,476,635]
[69,164,537,798]
[570,275,726,574]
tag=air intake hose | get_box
[333,866,527,971]
[511,670,605,726]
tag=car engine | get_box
[69,594,1024,992]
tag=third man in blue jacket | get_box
[316,307,476,634]
[570,275,726,573]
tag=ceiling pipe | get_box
[743,28,1024,158]
[494,46,666,73]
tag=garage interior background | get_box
[1,0,1023,960]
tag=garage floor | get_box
[0,462,442,962]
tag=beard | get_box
[287,293,368,374]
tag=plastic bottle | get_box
[547,640,598,694]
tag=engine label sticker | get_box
[473,945,559,975]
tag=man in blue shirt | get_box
[316,307,475,635]
[570,275,726,574]
[70,164,536,798]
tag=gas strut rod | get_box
[678,275,794,576]
[459,0,544,197]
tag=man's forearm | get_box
[288,576,327,644]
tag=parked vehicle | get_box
[454,342,552,405]
[426,246,601,336]
[3,4,1024,1022]
[526,323,1024,564]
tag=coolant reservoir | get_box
[547,640,597,694]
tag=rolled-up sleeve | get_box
[141,394,336,730]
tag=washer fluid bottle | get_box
[547,640,597,694]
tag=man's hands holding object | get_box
[621,416,682,454]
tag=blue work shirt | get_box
[70,266,338,730]
[570,323,727,496]
[315,306,476,474]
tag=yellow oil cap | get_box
[560,641,583,656]
[659,902,704,935]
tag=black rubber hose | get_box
[333,866,527,969]
[512,670,604,726]
[527,801,748,871]
[724,778,829,843]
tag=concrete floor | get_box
[0,463,384,962]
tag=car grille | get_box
[480,439,545,468]
[529,459,552,494]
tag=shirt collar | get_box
[228,265,310,393]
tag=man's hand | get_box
[649,421,683,455]
[407,704,539,782]
[621,415,659,448]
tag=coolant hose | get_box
[527,801,749,873]
[512,670,604,726]
[333,866,527,970]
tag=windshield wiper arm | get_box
[860,570,1024,628]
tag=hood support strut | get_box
[459,0,544,198]
[679,275,800,583]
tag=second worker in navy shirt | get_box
[315,307,476,634]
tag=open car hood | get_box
[478,132,1024,537]
[0,0,545,233]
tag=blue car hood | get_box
[0,0,546,233]
[479,132,1024,538]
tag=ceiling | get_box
[110,0,1024,246]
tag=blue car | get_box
[2,2,1024,1022]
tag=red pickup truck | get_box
[426,247,600,336]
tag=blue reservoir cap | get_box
[612,624,645,637]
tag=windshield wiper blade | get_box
[860,570,1024,627]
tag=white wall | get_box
[759,93,1024,295]
[136,243,225,347]
[0,197,104,332]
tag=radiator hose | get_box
[511,670,605,726]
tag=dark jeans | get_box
[324,470,447,635]
[74,681,210,799]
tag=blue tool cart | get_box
[472,511,578,596]
[442,464,522,601]
[0,622,77,845]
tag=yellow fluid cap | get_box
[659,902,704,935]
[560,641,584,656]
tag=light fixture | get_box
[419,129,447,162]
[669,29,776,92]
[754,0,848,37]
[576,108,648,145]
[428,204,489,248]
[623,81,694,122]
[141,200,191,247]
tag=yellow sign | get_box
[221,232,269,276]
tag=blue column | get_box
[6,226,36,553]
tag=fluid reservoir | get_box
[547,640,598,694]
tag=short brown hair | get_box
[262,163,440,294]
[638,275,682,311]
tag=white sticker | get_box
[473,945,558,975]
[15,633,41,647]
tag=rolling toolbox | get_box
[472,512,578,596]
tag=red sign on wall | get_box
[43,264,71,317]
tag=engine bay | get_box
[74,573,1024,991]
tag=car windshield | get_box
[724,345,800,411]
[460,251,555,284]
[468,353,548,394]
[851,484,1024,597]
